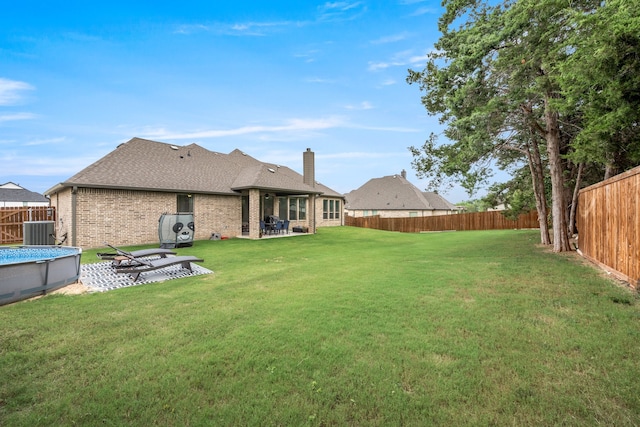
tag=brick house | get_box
[45,137,344,248]
[344,170,459,218]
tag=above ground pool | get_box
[0,246,82,306]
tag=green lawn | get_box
[2,227,639,426]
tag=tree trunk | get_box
[526,134,551,245]
[544,95,572,252]
[568,162,584,238]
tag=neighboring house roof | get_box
[344,173,456,211]
[45,137,334,196]
[0,182,49,203]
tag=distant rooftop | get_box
[0,182,49,203]
[345,173,457,211]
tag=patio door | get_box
[241,195,249,232]
[278,197,288,220]
[263,194,274,220]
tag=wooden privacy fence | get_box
[577,166,640,288]
[0,207,56,244]
[345,210,539,233]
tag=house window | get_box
[278,197,288,219]
[299,198,306,220]
[289,197,306,220]
[323,199,341,220]
[177,194,193,213]
[289,198,298,220]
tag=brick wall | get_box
[50,187,244,248]
[193,193,242,239]
[316,196,344,227]
[76,188,174,248]
[49,189,73,245]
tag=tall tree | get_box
[558,0,640,178]
[408,0,600,252]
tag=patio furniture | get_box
[98,243,177,267]
[115,254,205,281]
[274,221,284,234]
[260,221,268,235]
[282,220,290,234]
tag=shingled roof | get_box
[344,173,456,211]
[0,182,49,203]
[46,137,327,196]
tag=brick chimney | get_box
[303,148,315,187]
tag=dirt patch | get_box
[50,281,90,295]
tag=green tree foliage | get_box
[407,0,639,252]
[558,0,640,177]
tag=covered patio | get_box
[240,188,320,240]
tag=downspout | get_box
[71,186,78,247]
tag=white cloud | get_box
[304,77,337,84]
[368,50,428,71]
[175,20,304,37]
[0,78,35,106]
[346,123,421,133]
[229,21,297,36]
[321,1,363,12]
[24,137,67,146]
[0,112,37,123]
[318,151,407,159]
[344,101,374,110]
[0,153,98,176]
[370,32,410,44]
[410,7,438,16]
[318,1,366,21]
[141,117,345,141]
[173,24,211,35]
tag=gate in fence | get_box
[0,207,56,244]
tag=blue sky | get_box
[1,1,490,203]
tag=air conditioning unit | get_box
[24,221,55,245]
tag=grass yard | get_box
[2,227,640,426]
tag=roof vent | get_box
[268,168,276,173]
[170,145,179,150]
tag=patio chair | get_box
[274,221,284,234]
[260,221,268,235]
[282,220,290,234]
[98,243,177,267]
[115,254,205,281]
